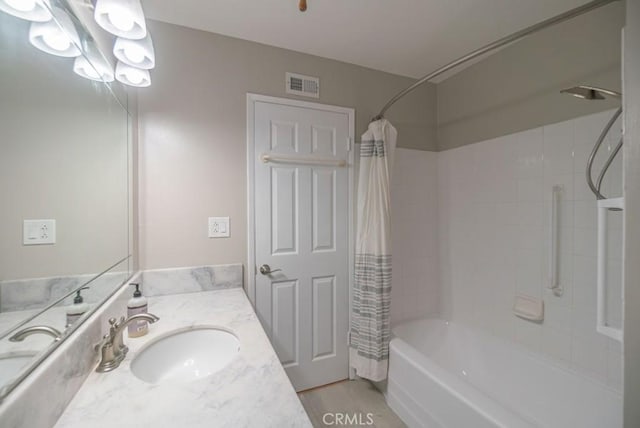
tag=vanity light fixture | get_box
[115,61,150,87]
[113,33,154,69]
[29,6,81,57]
[94,0,146,40]
[0,0,52,22]
[74,41,114,82]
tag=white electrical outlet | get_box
[208,217,230,238]
[23,219,56,245]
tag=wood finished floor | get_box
[298,379,406,428]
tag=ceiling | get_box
[141,0,595,79]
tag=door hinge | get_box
[347,137,352,151]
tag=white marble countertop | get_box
[54,289,312,428]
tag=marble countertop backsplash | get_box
[139,264,244,297]
[54,287,311,428]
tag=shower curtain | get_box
[349,118,397,382]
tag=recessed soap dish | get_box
[513,294,544,322]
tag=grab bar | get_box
[548,185,563,296]
[596,197,624,342]
[261,153,347,167]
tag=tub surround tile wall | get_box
[437,110,623,391]
[140,264,243,297]
[391,149,439,325]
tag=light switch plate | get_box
[208,217,230,238]
[23,219,56,245]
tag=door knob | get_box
[259,264,282,275]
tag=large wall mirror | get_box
[0,2,133,400]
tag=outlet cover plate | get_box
[208,217,230,238]
[23,219,56,245]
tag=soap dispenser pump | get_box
[127,283,149,338]
[66,287,89,327]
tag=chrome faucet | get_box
[9,325,63,342]
[96,313,159,373]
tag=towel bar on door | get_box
[260,153,347,167]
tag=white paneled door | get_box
[249,95,353,392]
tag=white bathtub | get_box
[386,319,622,428]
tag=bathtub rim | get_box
[389,335,535,427]
[391,317,622,396]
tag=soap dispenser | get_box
[127,283,149,338]
[66,287,89,327]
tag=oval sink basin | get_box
[130,327,240,384]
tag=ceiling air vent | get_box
[286,72,319,98]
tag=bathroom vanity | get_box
[0,11,311,419]
[54,285,311,428]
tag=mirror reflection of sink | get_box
[130,327,240,384]
[0,352,38,385]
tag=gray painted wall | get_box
[137,20,436,271]
[624,0,640,425]
[138,3,626,273]
[436,1,623,150]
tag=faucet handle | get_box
[108,317,126,334]
[94,333,111,352]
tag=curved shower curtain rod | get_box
[371,0,621,122]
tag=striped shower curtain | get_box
[349,119,397,381]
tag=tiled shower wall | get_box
[437,109,623,390]
[390,148,439,325]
